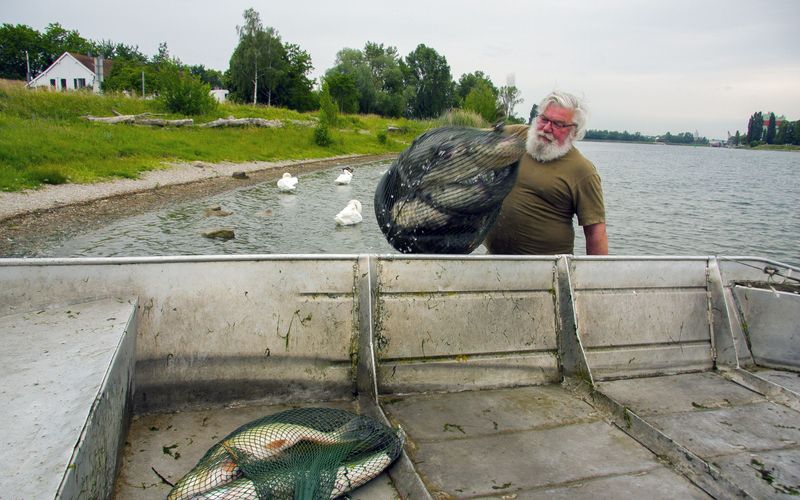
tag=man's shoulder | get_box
[563,146,596,171]
[502,123,529,140]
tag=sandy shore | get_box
[0,153,396,257]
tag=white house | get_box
[210,88,229,102]
[27,52,112,93]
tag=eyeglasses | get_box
[537,116,576,131]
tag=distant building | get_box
[27,52,112,93]
[761,112,787,130]
[210,88,229,102]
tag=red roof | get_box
[68,52,113,78]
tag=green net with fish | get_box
[374,125,525,253]
[168,407,404,500]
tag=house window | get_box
[74,78,86,89]
[50,79,56,87]
[60,78,67,91]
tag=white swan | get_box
[277,172,298,192]
[334,199,363,226]
[334,168,353,185]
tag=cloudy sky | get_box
[5,0,799,138]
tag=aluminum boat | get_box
[1,255,798,499]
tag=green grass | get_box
[0,82,433,192]
[435,109,490,128]
[752,143,800,152]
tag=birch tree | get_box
[497,85,522,121]
[236,8,262,105]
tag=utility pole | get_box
[25,50,31,82]
[141,71,145,97]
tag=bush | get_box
[314,123,332,146]
[377,130,388,144]
[28,167,69,185]
[463,82,498,123]
[157,66,217,116]
[435,109,489,128]
[318,83,338,127]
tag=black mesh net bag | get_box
[168,407,404,499]
[375,125,525,253]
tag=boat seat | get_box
[0,297,138,499]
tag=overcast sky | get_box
[5,0,799,138]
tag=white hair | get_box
[539,91,588,140]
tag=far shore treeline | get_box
[0,9,525,123]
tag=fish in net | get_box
[374,125,525,253]
[168,407,404,499]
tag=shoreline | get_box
[0,153,396,257]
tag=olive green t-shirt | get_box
[484,131,606,255]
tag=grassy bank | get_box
[751,143,800,152]
[0,80,432,192]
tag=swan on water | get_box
[277,172,298,192]
[334,167,353,185]
[334,199,363,226]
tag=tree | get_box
[258,27,286,106]
[528,104,539,125]
[228,10,313,111]
[326,42,406,117]
[0,23,43,80]
[463,80,497,122]
[235,8,263,105]
[775,121,789,145]
[403,44,454,119]
[327,47,373,113]
[91,40,147,62]
[314,82,337,146]
[765,112,776,144]
[102,42,174,96]
[584,130,654,142]
[455,71,497,105]
[324,72,359,113]
[152,42,175,65]
[274,43,316,112]
[103,58,156,95]
[497,85,522,121]
[229,23,287,105]
[148,42,187,96]
[746,111,763,144]
[230,9,288,106]
[734,130,740,146]
[188,64,224,88]
[364,42,406,117]
[40,23,93,62]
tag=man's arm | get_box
[583,223,608,255]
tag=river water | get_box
[39,142,799,266]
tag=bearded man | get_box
[484,91,608,255]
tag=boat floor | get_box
[114,371,800,499]
[112,399,397,499]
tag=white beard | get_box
[526,128,573,162]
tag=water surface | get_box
[40,143,799,266]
